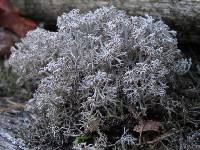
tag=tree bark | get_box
[10,0,200,51]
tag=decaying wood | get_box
[10,0,200,47]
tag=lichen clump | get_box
[9,6,191,149]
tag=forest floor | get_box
[0,0,199,149]
[0,59,32,149]
[0,97,28,150]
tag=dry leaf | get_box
[133,120,162,133]
[0,0,12,12]
[0,0,37,37]
[133,120,162,145]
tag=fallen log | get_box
[10,0,200,48]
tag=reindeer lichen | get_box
[9,6,192,149]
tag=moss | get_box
[73,134,93,147]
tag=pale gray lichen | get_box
[9,6,191,149]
